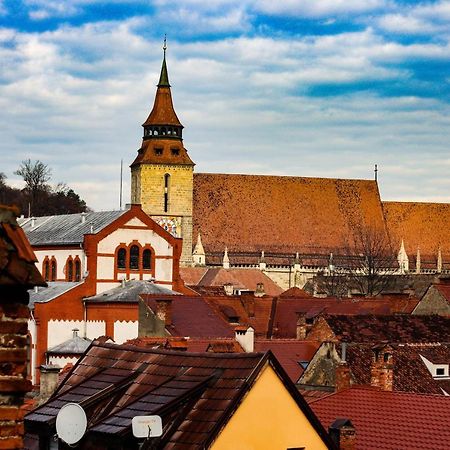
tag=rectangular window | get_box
[155,147,163,155]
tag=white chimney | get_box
[81,212,87,223]
[235,326,254,352]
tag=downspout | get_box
[83,299,87,338]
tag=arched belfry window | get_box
[43,258,50,281]
[164,173,170,213]
[117,248,127,269]
[130,245,140,270]
[143,249,152,270]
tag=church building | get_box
[131,45,450,289]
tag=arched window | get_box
[164,173,170,213]
[50,258,57,281]
[143,249,152,270]
[74,259,81,281]
[130,245,140,270]
[66,258,73,282]
[43,258,50,282]
[117,248,127,269]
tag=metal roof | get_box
[28,282,82,308]
[19,210,125,246]
[47,331,91,355]
[84,280,180,303]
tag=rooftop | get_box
[310,387,450,450]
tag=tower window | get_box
[143,249,152,270]
[171,148,180,156]
[155,147,163,155]
[164,173,170,213]
[43,259,50,281]
[117,248,127,269]
[130,245,140,270]
[50,258,57,281]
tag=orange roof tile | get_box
[131,138,194,166]
[180,267,208,285]
[193,173,386,255]
[383,201,450,260]
[143,85,182,127]
[310,387,450,450]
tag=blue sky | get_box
[1,0,449,210]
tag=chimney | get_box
[329,418,356,450]
[254,282,265,297]
[155,299,173,326]
[39,364,61,404]
[235,326,254,352]
[80,212,87,223]
[223,283,234,296]
[370,346,393,391]
[31,217,36,227]
[335,362,351,392]
[296,312,307,339]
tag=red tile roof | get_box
[254,340,320,383]
[309,314,450,343]
[383,201,450,262]
[271,297,419,339]
[26,342,333,449]
[310,387,450,450]
[435,281,450,304]
[193,173,386,256]
[0,205,45,287]
[180,267,208,285]
[141,295,234,338]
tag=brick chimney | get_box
[155,299,173,326]
[296,312,307,339]
[335,343,352,391]
[0,205,46,449]
[39,364,61,404]
[223,283,234,296]
[370,345,393,391]
[329,418,356,450]
[241,293,255,317]
[254,282,265,297]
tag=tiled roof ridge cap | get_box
[383,200,450,206]
[93,341,266,358]
[195,172,375,183]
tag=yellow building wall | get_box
[210,364,329,450]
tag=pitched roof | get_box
[254,340,320,383]
[310,387,450,450]
[435,280,450,304]
[271,297,419,339]
[185,267,283,296]
[336,343,450,395]
[46,333,91,356]
[193,173,386,257]
[0,205,45,287]
[142,295,235,338]
[85,280,179,303]
[19,210,125,246]
[383,201,450,262]
[25,342,332,449]
[314,314,450,343]
[28,281,82,308]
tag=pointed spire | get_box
[192,233,206,266]
[223,246,230,269]
[416,247,421,274]
[158,35,170,87]
[397,239,409,274]
[437,247,442,273]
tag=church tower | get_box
[131,41,194,265]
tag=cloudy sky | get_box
[1,0,449,211]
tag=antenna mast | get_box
[119,159,123,210]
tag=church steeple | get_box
[142,38,184,141]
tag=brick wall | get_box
[0,288,31,449]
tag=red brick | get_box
[0,304,28,320]
[0,335,27,348]
[0,350,27,363]
[0,322,27,335]
[0,362,26,377]
[0,379,31,393]
[0,437,23,449]
[0,407,23,421]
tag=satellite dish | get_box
[56,403,87,445]
[132,415,163,438]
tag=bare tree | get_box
[344,224,397,296]
[14,159,52,215]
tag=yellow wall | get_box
[210,364,329,450]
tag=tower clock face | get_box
[156,217,181,237]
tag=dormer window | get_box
[171,148,180,156]
[436,368,445,376]
[155,147,163,155]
